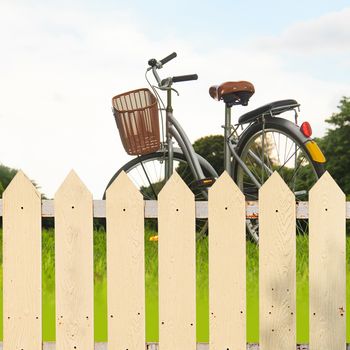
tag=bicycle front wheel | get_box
[104,150,215,200]
[104,150,216,237]
[233,117,325,242]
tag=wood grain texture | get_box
[106,171,145,350]
[2,170,42,350]
[309,171,346,350]
[259,172,296,350]
[208,172,246,350]
[55,170,94,350]
[158,172,196,350]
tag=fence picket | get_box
[158,172,196,350]
[208,172,246,350]
[309,171,346,350]
[55,170,94,350]
[106,171,145,350]
[3,171,42,350]
[2,168,350,349]
[259,172,296,350]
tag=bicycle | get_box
[104,52,326,242]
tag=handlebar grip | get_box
[172,74,198,83]
[160,52,177,65]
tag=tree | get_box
[0,164,43,198]
[0,164,17,197]
[192,135,224,176]
[318,97,350,195]
[174,135,224,189]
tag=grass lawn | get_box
[0,227,349,342]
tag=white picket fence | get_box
[0,169,348,350]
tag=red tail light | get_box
[300,121,312,137]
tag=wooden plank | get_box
[55,170,94,350]
[309,171,346,350]
[158,172,196,350]
[106,171,145,350]
[208,172,246,350]
[2,170,42,350]
[259,172,296,350]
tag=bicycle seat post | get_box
[209,81,255,177]
[224,103,233,175]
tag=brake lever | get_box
[171,87,179,96]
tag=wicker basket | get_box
[112,88,160,155]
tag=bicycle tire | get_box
[103,150,216,200]
[232,116,326,241]
[103,150,216,237]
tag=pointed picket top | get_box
[158,171,193,201]
[209,170,244,203]
[259,171,294,197]
[3,170,41,200]
[55,169,92,201]
[310,170,345,200]
[106,170,142,201]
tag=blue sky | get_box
[1,0,349,197]
[28,0,350,40]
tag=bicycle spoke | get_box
[246,152,263,184]
[285,139,296,164]
[140,161,158,199]
[263,135,273,174]
[235,126,321,242]
[272,131,281,165]
[276,145,301,173]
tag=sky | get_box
[1,0,349,198]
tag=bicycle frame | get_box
[164,88,207,181]
[164,88,266,189]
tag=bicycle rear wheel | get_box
[233,117,325,242]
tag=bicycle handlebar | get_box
[147,52,198,88]
[172,74,198,83]
[161,74,198,87]
[148,52,177,68]
[160,52,177,65]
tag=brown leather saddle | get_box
[209,81,255,106]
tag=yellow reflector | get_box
[305,141,326,163]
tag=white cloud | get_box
[0,3,349,198]
[258,7,350,53]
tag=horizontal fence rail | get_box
[1,169,348,350]
[0,199,350,218]
[0,342,347,349]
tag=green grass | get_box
[0,228,350,342]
